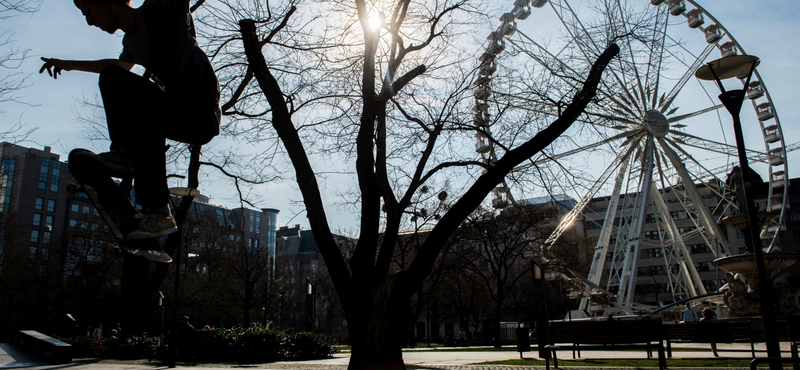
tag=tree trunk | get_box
[346,273,408,370]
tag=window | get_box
[671,210,689,220]
[703,279,723,292]
[641,248,665,259]
[690,244,712,254]
[643,230,660,240]
[249,212,255,233]
[43,231,51,244]
[30,246,37,259]
[31,230,40,243]
[588,220,604,229]
[255,212,261,234]
[71,203,80,213]
[678,227,694,236]
[69,219,78,228]
[694,261,715,272]
[637,265,667,276]
[45,215,53,228]
[50,161,61,192]
[47,199,55,212]
[645,214,658,223]
[38,158,50,189]
[789,211,800,224]
[33,213,42,227]
[35,197,44,210]
[1,159,15,213]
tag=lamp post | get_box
[306,278,315,332]
[530,259,550,360]
[696,55,781,369]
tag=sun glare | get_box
[368,12,383,31]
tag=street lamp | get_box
[530,259,550,360]
[695,54,781,369]
[306,278,315,332]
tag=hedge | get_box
[59,327,336,362]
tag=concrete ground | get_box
[0,342,796,369]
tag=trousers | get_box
[98,64,220,210]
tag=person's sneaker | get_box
[128,207,177,239]
[96,149,135,175]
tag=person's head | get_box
[702,307,715,318]
[685,302,692,309]
[181,316,189,323]
[73,0,132,34]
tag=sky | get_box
[3,0,800,232]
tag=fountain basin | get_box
[714,252,800,292]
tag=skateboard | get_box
[66,149,172,264]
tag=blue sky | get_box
[3,0,800,231]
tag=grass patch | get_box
[479,358,766,367]
[405,346,520,352]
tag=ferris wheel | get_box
[473,0,789,315]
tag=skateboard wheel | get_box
[106,245,121,259]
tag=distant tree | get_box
[0,0,41,142]
[451,203,561,347]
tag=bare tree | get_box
[183,0,619,367]
[451,203,560,347]
[0,0,41,143]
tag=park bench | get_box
[663,321,754,358]
[17,330,72,364]
[544,317,666,370]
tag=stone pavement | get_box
[0,342,796,369]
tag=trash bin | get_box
[516,327,530,357]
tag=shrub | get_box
[59,327,336,363]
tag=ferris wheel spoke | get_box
[516,131,636,172]
[658,43,719,113]
[545,140,639,246]
[507,36,584,91]
[667,131,772,164]
[657,137,734,256]
[550,0,642,113]
[647,5,670,110]
[614,0,649,113]
[659,141,727,189]
[667,104,724,123]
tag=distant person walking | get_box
[698,308,720,357]
[683,302,697,323]
[177,316,195,361]
[92,324,103,338]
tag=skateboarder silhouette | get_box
[41,0,220,239]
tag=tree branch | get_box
[404,43,621,293]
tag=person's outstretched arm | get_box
[39,58,134,79]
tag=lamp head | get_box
[695,55,759,81]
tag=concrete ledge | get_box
[17,330,72,364]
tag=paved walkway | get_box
[0,342,796,369]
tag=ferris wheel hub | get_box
[643,110,669,137]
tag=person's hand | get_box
[39,57,71,79]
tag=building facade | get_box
[0,142,281,331]
[579,177,798,309]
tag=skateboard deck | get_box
[67,149,172,264]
